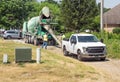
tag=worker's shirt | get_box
[62,35,65,39]
[43,34,48,41]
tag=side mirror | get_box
[71,39,76,44]
[100,39,104,43]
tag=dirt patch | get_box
[85,59,120,82]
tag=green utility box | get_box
[15,47,32,63]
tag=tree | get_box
[60,0,98,32]
[44,0,58,4]
[0,0,35,29]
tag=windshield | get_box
[78,35,99,42]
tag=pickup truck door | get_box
[69,35,77,53]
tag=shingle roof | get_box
[103,3,120,24]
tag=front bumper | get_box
[81,53,106,59]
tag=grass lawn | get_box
[0,38,104,82]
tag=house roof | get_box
[103,3,120,24]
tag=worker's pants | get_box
[42,41,48,49]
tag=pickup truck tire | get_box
[77,50,83,61]
[63,46,69,56]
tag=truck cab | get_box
[62,33,107,61]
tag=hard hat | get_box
[42,6,50,17]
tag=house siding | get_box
[104,24,120,32]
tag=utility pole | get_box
[100,0,104,31]
[100,0,104,38]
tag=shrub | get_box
[106,39,120,58]
[93,32,120,58]
[65,32,75,38]
[113,28,120,34]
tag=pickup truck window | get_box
[70,36,77,43]
[78,36,98,42]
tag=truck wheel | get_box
[25,36,29,43]
[31,39,34,44]
[28,36,31,43]
[23,36,27,43]
[24,37,27,43]
[77,50,83,61]
[34,39,38,46]
[26,39,29,43]
[24,38,26,43]
[63,47,69,56]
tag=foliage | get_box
[0,0,35,29]
[93,32,120,59]
[113,28,120,34]
[91,16,100,32]
[93,31,120,40]
[44,0,58,4]
[60,0,98,32]
[65,31,75,38]
[106,39,120,58]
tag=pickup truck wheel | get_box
[63,47,69,56]
[77,50,83,61]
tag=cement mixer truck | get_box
[22,6,61,46]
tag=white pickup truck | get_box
[62,33,107,61]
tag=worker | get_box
[42,33,48,49]
[62,34,65,40]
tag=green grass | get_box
[93,32,120,59]
[0,38,103,82]
[105,39,120,59]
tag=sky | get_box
[96,0,120,8]
[38,0,120,8]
